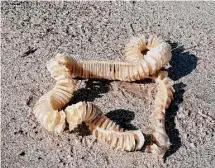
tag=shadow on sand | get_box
[106,109,137,130]
[67,79,138,135]
[67,79,111,135]
[163,42,198,160]
[164,82,186,161]
[69,79,111,104]
[168,42,198,80]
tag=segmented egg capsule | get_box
[147,71,175,158]
[65,102,145,151]
[48,54,170,82]
[124,35,172,74]
[34,35,174,157]
[33,54,77,133]
[33,79,76,133]
[47,35,171,82]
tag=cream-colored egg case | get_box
[47,35,171,82]
[33,35,174,158]
[65,102,145,151]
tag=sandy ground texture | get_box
[1,1,215,168]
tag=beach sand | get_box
[1,1,215,167]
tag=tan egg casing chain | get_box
[33,79,76,133]
[47,35,171,82]
[33,35,175,159]
[123,35,175,157]
[65,102,145,151]
[148,71,174,158]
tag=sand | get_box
[1,1,215,168]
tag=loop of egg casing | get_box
[124,35,172,71]
[33,35,175,157]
